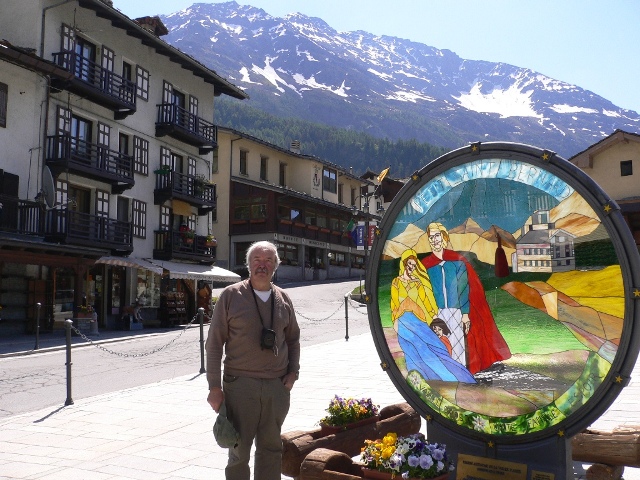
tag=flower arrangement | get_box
[319,395,379,427]
[360,432,453,479]
[78,305,94,313]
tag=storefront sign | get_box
[274,234,302,245]
[307,239,328,248]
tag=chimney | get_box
[134,16,169,37]
[290,140,301,154]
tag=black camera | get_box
[260,327,276,350]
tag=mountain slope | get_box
[161,1,640,161]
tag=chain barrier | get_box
[293,293,368,323]
[294,301,344,323]
[68,314,200,358]
[348,296,369,312]
[67,294,365,357]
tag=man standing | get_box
[206,241,300,480]
[421,222,511,374]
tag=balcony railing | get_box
[46,134,134,193]
[229,218,352,246]
[153,230,216,263]
[51,50,136,118]
[0,195,44,236]
[45,209,132,253]
[154,169,216,214]
[155,103,217,153]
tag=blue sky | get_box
[111,0,640,114]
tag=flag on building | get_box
[377,166,390,183]
[345,218,357,243]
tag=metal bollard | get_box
[344,293,349,341]
[64,319,74,406]
[198,307,205,374]
[34,303,41,350]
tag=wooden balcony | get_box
[274,219,352,246]
[51,50,136,119]
[153,230,216,263]
[154,170,216,215]
[46,134,134,194]
[0,195,44,236]
[44,209,132,254]
[155,103,217,154]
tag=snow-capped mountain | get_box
[160,1,640,158]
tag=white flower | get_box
[472,415,488,432]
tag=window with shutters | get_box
[135,65,149,100]
[132,199,147,238]
[133,136,148,175]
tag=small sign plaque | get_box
[457,453,527,480]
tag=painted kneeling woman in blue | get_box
[391,249,476,384]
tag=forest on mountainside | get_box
[215,98,449,178]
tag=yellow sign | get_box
[531,470,555,480]
[456,454,527,480]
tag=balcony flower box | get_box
[205,235,217,247]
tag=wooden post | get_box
[572,427,640,467]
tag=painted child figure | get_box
[431,317,453,356]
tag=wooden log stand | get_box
[300,448,363,480]
[281,402,421,479]
[572,426,640,480]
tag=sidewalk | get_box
[0,332,639,479]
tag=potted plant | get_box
[318,395,379,434]
[153,165,171,175]
[77,304,94,318]
[360,432,453,480]
[182,229,195,245]
[205,234,217,247]
[194,173,213,196]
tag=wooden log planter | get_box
[571,426,640,480]
[281,402,421,479]
[298,448,449,480]
[299,448,363,480]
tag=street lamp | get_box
[351,189,384,275]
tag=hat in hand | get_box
[213,402,239,448]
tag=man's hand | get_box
[281,372,297,391]
[462,314,471,334]
[207,387,224,412]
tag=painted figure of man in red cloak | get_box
[421,222,511,374]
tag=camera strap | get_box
[250,284,277,356]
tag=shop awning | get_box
[149,260,240,283]
[95,256,164,274]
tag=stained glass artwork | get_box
[372,155,628,437]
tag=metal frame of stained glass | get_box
[366,142,640,444]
